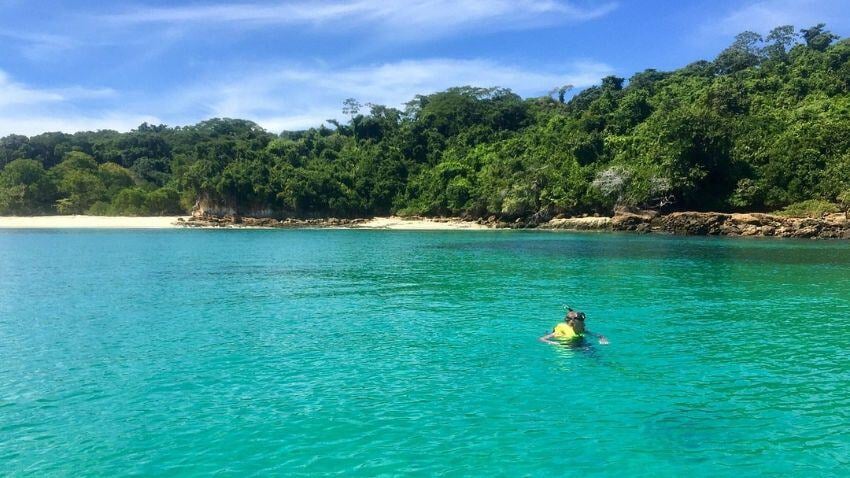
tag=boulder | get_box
[544,217,612,230]
[611,213,650,231]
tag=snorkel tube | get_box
[563,305,586,320]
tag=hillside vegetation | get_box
[2,25,850,218]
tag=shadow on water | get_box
[641,407,743,457]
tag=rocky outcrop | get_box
[192,196,275,219]
[653,212,850,239]
[182,214,369,228]
[541,216,612,230]
[180,210,850,239]
[538,210,850,239]
[471,215,524,229]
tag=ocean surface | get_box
[1,229,849,476]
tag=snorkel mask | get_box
[563,305,587,321]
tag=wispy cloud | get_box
[104,0,618,36]
[0,70,150,136]
[0,28,78,61]
[0,114,163,138]
[181,58,615,131]
[0,70,114,108]
[714,0,850,35]
[0,58,615,135]
[0,29,72,49]
[0,71,63,106]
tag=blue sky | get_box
[0,0,848,136]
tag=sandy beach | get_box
[352,216,489,230]
[0,215,490,230]
[0,216,190,229]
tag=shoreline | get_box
[187,215,493,230]
[183,211,850,239]
[0,215,489,231]
[0,215,191,229]
[1,212,848,238]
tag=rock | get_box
[542,217,612,230]
[612,213,651,231]
[177,210,850,239]
[614,206,659,219]
[731,213,763,225]
[634,223,650,233]
[659,212,731,235]
[793,226,819,238]
[740,225,759,236]
[613,205,640,216]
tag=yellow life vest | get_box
[553,322,581,340]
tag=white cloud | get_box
[2,1,617,63]
[183,58,615,131]
[255,110,345,132]
[715,0,850,35]
[0,70,146,136]
[0,114,163,137]
[0,29,73,50]
[0,27,82,62]
[0,70,115,108]
[0,70,63,106]
[0,59,615,136]
[105,0,617,36]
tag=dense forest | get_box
[2,25,850,219]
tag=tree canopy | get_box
[2,25,849,219]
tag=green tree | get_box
[52,152,107,214]
[764,25,798,60]
[146,188,182,215]
[800,23,838,52]
[0,159,57,214]
[2,25,850,222]
[715,31,764,74]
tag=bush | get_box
[773,199,839,217]
[0,159,58,214]
[87,201,112,215]
[99,187,184,216]
[110,188,148,215]
[838,190,850,218]
[145,188,182,215]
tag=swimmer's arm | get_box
[538,332,558,345]
[586,330,609,344]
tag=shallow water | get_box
[1,230,849,476]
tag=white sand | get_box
[0,215,490,230]
[353,216,490,230]
[0,216,188,229]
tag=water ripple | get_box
[1,230,849,476]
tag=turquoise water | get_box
[1,230,849,476]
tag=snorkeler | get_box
[539,308,608,345]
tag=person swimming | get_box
[539,308,608,345]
